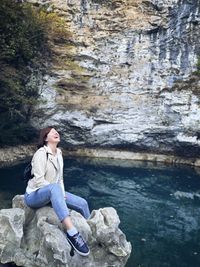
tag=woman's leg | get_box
[24,184,90,256]
[65,192,91,219]
[24,183,69,222]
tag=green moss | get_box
[197,57,200,69]
[36,10,72,43]
[65,59,86,73]
[194,57,200,75]
[55,59,90,94]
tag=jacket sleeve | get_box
[31,149,50,188]
[57,150,66,196]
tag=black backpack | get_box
[23,152,48,185]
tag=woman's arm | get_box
[31,149,50,188]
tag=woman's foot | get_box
[66,232,90,256]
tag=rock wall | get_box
[0,145,35,167]
[27,0,200,157]
[0,195,131,267]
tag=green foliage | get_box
[0,1,72,146]
[37,11,72,43]
[0,0,50,146]
[194,57,200,76]
[0,1,49,64]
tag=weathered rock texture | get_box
[0,195,131,267]
[26,0,200,157]
[0,145,35,167]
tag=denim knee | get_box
[80,197,90,219]
[49,183,63,195]
[49,183,69,221]
[80,198,89,209]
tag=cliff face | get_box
[28,0,200,156]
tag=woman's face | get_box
[46,128,60,144]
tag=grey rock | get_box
[25,0,200,157]
[0,195,131,267]
[174,190,200,200]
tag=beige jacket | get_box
[26,146,65,195]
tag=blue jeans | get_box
[24,183,90,221]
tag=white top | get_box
[26,145,65,195]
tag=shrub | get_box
[0,1,59,146]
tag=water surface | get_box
[0,158,200,267]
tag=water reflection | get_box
[0,158,200,267]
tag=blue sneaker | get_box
[66,232,90,256]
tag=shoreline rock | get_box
[63,147,200,168]
[1,145,200,168]
[0,195,131,267]
[0,145,35,167]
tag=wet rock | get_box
[174,190,200,200]
[0,195,132,267]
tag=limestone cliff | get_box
[26,0,200,157]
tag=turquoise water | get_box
[0,158,200,267]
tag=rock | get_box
[88,208,131,259]
[0,195,131,267]
[174,190,200,201]
[0,208,24,264]
[0,145,35,167]
[23,0,200,157]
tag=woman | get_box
[24,127,90,256]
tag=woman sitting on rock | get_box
[24,126,90,256]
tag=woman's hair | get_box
[37,126,54,149]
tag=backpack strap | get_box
[44,150,49,175]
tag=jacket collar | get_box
[44,145,62,156]
[43,145,62,171]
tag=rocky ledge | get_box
[1,145,200,168]
[0,145,35,167]
[0,195,131,267]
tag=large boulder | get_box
[0,195,132,267]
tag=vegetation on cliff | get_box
[0,0,48,145]
[194,57,200,75]
[0,0,70,146]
